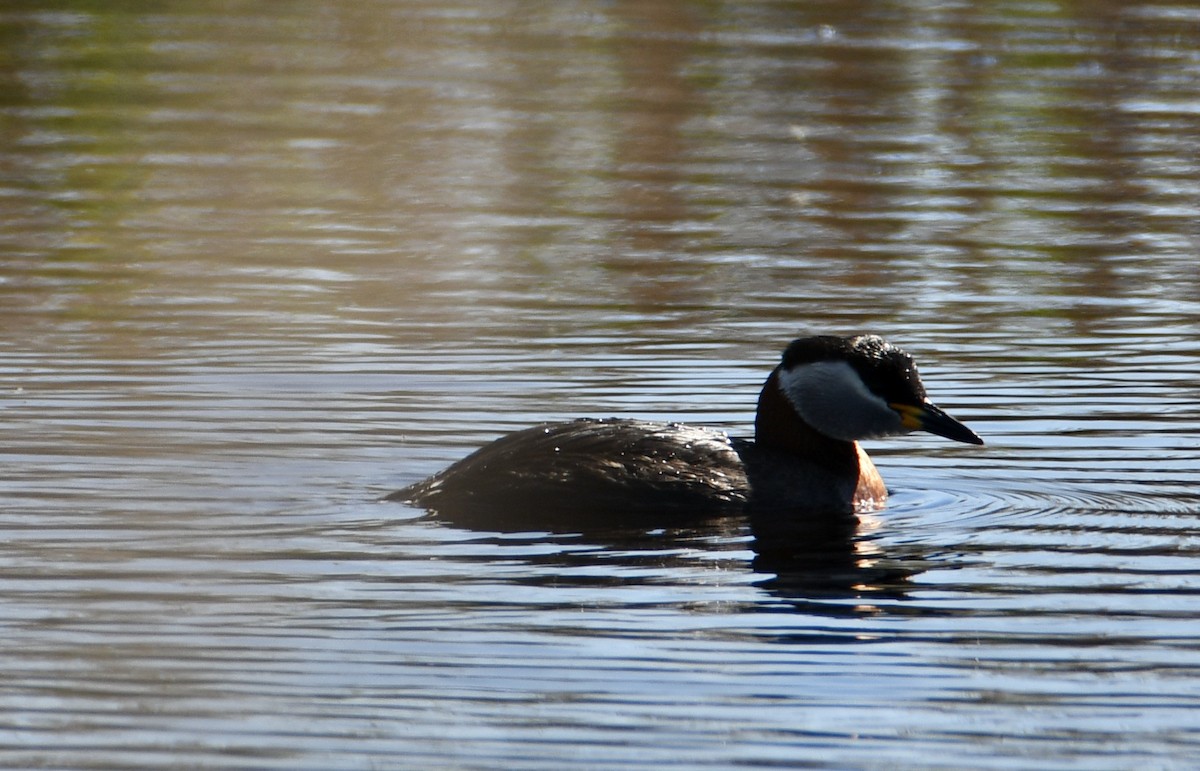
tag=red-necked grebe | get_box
[386,335,982,516]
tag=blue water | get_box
[3,2,1200,768]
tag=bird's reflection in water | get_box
[421,501,926,612]
[747,505,923,614]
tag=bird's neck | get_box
[754,367,887,510]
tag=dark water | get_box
[3,2,1200,768]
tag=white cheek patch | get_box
[777,360,906,441]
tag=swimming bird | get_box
[386,335,982,518]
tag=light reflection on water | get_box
[3,1,1200,768]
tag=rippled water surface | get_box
[3,2,1200,768]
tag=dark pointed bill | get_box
[891,401,984,445]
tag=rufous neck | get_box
[755,367,886,509]
[754,367,853,457]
